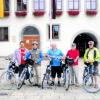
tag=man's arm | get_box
[24,51,31,60]
[84,49,88,62]
[36,51,43,64]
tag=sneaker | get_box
[49,81,54,86]
[57,81,61,87]
[37,85,41,88]
[94,84,98,88]
[33,84,38,86]
[22,82,26,85]
[75,83,80,87]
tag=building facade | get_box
[0,0,100,57]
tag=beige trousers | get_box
[33,64,41,85]
[69,66,79,84]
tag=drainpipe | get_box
[49,0,52,43]
[49,0,56,43]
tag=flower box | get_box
[56,10,62,16]
[15,11,27,17]
[68,10,79,16]
[86,10,97,16]
[4,11,10,17]
[33,11,45,16]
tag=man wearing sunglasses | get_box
[25,41,43,87]
[84,41,100,87]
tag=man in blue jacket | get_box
[47,43,64,86]
[25,41,43,87]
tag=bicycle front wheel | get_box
[17,72,26,89]
[83,74,100,93]
[0,71,16,90]
[28,72,36,86]
[63,69,70,91]
[42,73,52,89]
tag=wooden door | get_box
[23,35,40,50]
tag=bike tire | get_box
[28,73,36,86]
[17,72,26,89]
[83,74,100,93]
[64,69,70,91]
[42,73,51,89]
[0,71,16,90]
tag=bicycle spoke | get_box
[83,74,100,93]
[0,72,16,90]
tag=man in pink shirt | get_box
[66,43,79,86]
[13,41,29,77]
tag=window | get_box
[34,0,45,10]
[17,0,27,11]
[68,0,79,10]
[0,27,9,41]
[86,0,97,10]
[4,0,10,11]
[23,26,39,35]
[56,0,62,10]
[48,25,59,39]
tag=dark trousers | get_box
[19,64,25,77]
[84,61,98,75]
[51,66,62,78]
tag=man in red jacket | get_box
[66,43,79,86]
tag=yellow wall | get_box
[0,0,4,18]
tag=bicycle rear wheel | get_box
[83,74,100,93]
[42,73,52,89]
[0,71,16,90]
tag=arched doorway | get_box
[73,33,98,57]
[22,26,40,50]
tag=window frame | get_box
[56,0,62,11]
[34,0,45,11]
[4,0,10,11]
[85,0,97,10]
[68,0,80,10]
[0,27,9,42]
[16,0,27,11]
[48,24,60,40]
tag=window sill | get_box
[86,10,97,16]
[68,10,79,16]
[56,10,63,16]
[15,11,27,17]
[4,11,10,17]
[33,11,45,16]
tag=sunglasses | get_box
[32,44,38,45]
[88,44,93,45]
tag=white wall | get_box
[0,0,100,56]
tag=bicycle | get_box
[83,63,100,93]
[17,59,35,89]
[42,62,52,89]
[63,57,74,91]
[0,58,18,90]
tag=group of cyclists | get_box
[12,40,100,88]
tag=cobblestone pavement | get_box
[0,58,100,100]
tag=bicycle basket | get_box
[65,57,74,65]
[26,59,34,65]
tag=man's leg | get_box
[18,64,25,84]
[93,61,98,87]
[33,65,41,87]
[57,67,62,86]
[69,67,74,85]
[73,66,79,86]
[50,67,56,86]
[18,64,25,77]
[36,65,42,86]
